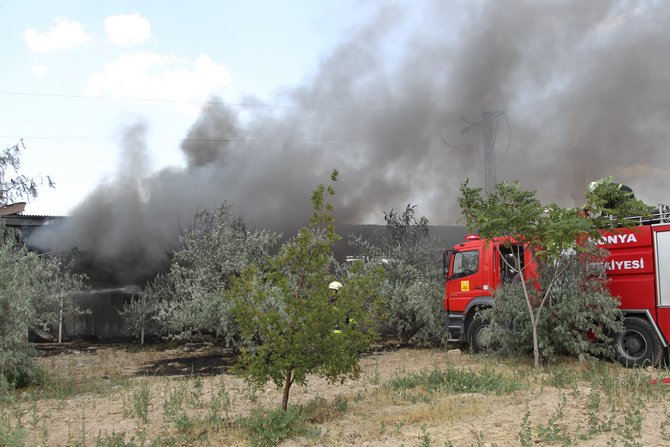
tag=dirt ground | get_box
[4,342,670,446]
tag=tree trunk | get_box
[140,295,146,345]
[58,298,64,344]
[532,323,540,368]
[282,370,294,411]
[522,285,541,368]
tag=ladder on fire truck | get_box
[601,204,670,227]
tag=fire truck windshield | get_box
[452,250,479,279]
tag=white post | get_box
[58,295,64,344]
[140,294,145,345]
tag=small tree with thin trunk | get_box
[458,179,628,368]
[0,141,86,391]
[228,170,384,410]
[482,246,623,364]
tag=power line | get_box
[0,135,365,143]
[0,90,455,116]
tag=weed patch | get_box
[385,367,522,397]
[238,406,312,447]
[238,396,347,447]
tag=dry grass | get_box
[1,343,670,446]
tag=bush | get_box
[351,205,446,345]
[483,248,623,364]
[1,141,85,389]
[240,406,312,447]
[123,203,278,346]
[0,221,84,390]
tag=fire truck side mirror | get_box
[443,249,457,279]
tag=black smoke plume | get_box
[30,1,670,285]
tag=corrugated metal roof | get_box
[1,214,66,225]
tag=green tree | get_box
[0,142,86,390]
[228,170,384,410]
[582,177,652,224]
[123,203,278,345]
[0,140,53,207]
[351,204,446,345]
[0,221,44,388]
[31,254,88,344]
[0,222,86,390]
[458,179,623,368]
[483,247,623,363]
[117,285,149,344]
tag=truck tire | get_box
[613,317,663,367]
[467,316,493,353]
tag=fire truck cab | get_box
[443,206,670,367]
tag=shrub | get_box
[351,205,446,345]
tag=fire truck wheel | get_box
[467,316,493,353]
[614,317,663,367]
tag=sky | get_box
[3,0,670,284]
[1,0,368,216]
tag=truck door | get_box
[499,245,524,284]
[446,249,487,313]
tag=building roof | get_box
[1,213,66,226]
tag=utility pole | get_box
[481,111,499,195]
[443,110,507,195]
[569,112,586,207]
[472,111,504,195]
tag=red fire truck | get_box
[442,206,670,366]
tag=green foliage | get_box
[459,180,598,258]
[130,380,150,424]
[0,227,39,389]
[536,393,569,443]
[0,413,27,447]
[482,248,623,363]
[459,180,544,243]
[208,375,233,423]
[162,381,188,428]
[126,203,278,345]
[458,179,623,367]
[118,287,152,344]
[0,143,86,391]
[519,404,532,447]
[228,170,384,410]
[0,221,86,391]
[241,406,304,447]
[419,424,431,447]
[351,204,446,345]
[0,141,54,207]
[91,431,169,447]
[583,177,652,226]
[239,405,313,447]
[239,396,345,447]
[537,249,623,359]
[385,366,522,396]
[32,253,88,343]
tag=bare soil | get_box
[4,341,670,446]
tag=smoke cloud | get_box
[30,1,670,284]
